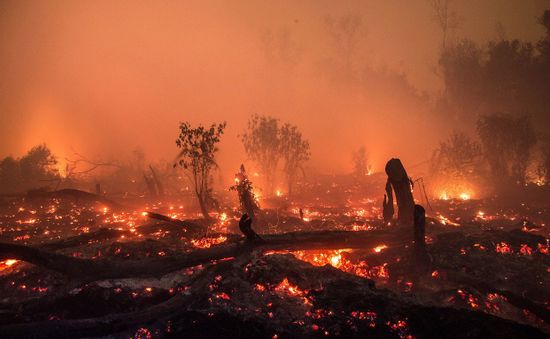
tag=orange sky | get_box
[0,0,548,177]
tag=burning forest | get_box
[1,1,550,338]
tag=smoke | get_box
[0,0,547,180]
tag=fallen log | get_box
[441,269,550,325]
[0,229,409,280]
[40,228,128,251]
[1,253,546,339]
[27,188,124,209]
[145,211,205,233]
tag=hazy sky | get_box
[1,0,548,178]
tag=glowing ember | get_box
[373,244,388,253]
[495,242,512,254]
[330,253,341,266]
[437,214,460,227]
[191,235,227,249]
[0,259,19,270]
[519,244,532,255]
[459,192,470,200]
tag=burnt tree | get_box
[382,180,394,223]
[385,158,414,225]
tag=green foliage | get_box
[175,121,226,218]
[477,113,536,184]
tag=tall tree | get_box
[241,115,282,196]
[280,123,310,197]
[431,132,481,179]
[477,113,536,185]
[175,121,226,219]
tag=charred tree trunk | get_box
[385,159,414,225]
[196,194,211,220]
[413,204,429,268]
[95,183,101,196]
[383,179,394,224]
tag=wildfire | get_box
[437,214,460,227]
[459,192,471,200]
[291,249,352,269]
[0,259,18,270]
[495,242,512,254]
[287,250,390,280]
[373,244,388,253]
[191,235,227,249]
[438,188,474,201]
[274,278,304,297]
[273,278,311,306]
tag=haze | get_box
[1,0,547,176]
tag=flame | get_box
[373,244,388,253]
[286,249,390,280]
[2,259,18,267]
[438,186,475,201]
[459,192,470,200]
[495,242,512,254]
[330,253,341,266]
[191,235,227,249]
[274,278,303,297]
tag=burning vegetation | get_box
[0,148,548,338]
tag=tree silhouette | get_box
[477,113,536,185]
[280,123,310,197]
[175,121,226,219]
[241,115,282,196]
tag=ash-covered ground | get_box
[0,178,548,338]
